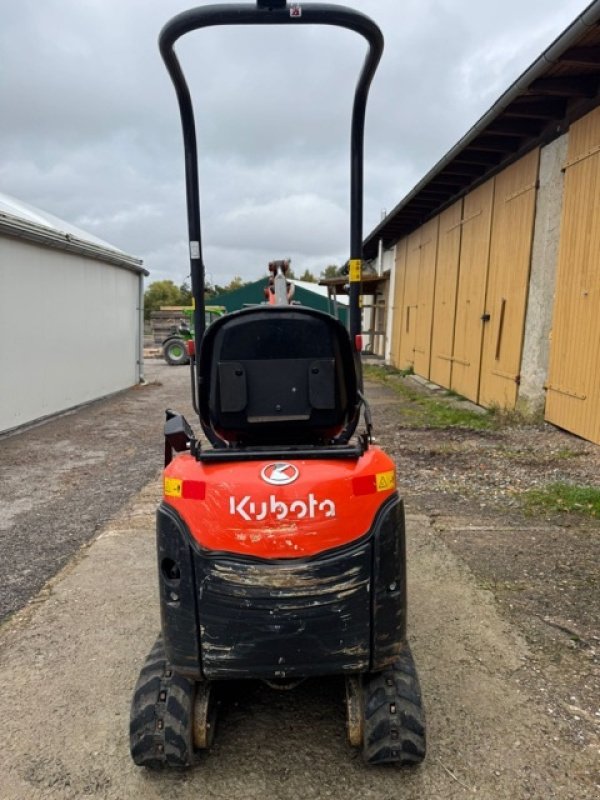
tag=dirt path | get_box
[0,369,598,798]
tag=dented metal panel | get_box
[157,496,407,681]
[196,541,372,679]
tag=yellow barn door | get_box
[545,108,600,443]
[390,237,408,368]
[430,200,462,388]
[451,178,495,403]
[398,230,421,369]
[479,149,540,409]
[413,216,440,379]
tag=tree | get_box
[320,264,342,279]
[298,269,317,283]
[144,280,186,319]
[226,276,246,292]
[215,275,252,294]
[179,280,193,306]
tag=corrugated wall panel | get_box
[451,179,495,403]
[430,200,462,388]
[545,107,600,443]
[479,149,540,409]
[413,216,440,378]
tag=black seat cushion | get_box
[198,306,358,445]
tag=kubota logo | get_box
[260,463,299,486]
[229,494,336,522]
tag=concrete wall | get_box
[518,134,569,414]
[0,237,141,433]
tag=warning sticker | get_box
[376,470,395,492]
[164,477,182,498]
[349,259,362,282]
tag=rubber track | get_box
[129,636,196,769]
[362,646,426,766]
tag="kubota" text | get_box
[229,494,336,522]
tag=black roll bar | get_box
[159,2,383,375]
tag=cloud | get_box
[0,0,592,286]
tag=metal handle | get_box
[495,298,507,361]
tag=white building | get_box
[0,192,147,434]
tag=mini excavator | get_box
[130,0,426,769]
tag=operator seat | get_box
[198,306,359,446]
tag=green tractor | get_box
[162,306,225,366]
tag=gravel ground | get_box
[368,369,600,756]
[0,362,194,621]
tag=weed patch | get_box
[522,482,600,518]
[363,365,493,430]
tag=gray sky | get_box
[0,0,592,287]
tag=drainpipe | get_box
[138,274,146,385]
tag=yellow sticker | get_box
[164,477,182,498]
[376,470,395,492]
[349,259,362,283]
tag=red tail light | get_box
[183,480,205,500]
[352,475,377,495]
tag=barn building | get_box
[363,0,600,444]
[0,193,147,434]
[211,278,349,324]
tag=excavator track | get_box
[129,637,198,769]
[361,646,426,766]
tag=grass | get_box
[363,364,493,430]
[487,403,545,427]
[496,445,581,462]
[553,448,583,460]
[522,482,600,518]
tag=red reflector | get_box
[186,340,195,356]
[352,475,376,496]
[182,480,205,500]
[354,334,362,352]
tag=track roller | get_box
[193,680,217,749]
[129,636,215,769]
[345,675,364,747]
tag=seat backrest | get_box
[198,306,358,446]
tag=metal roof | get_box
[292,279,349,304]
[363,0,600,261]
[0,192,147,275]
[319,272,388,296]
